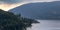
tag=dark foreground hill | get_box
[0,9,39,30]
[9,1,60,20]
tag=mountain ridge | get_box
[9,1,60,20]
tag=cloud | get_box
[32,0,60,2]
[0,0,60,4]
[0,0,22,4]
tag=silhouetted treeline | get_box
[0,9,39,30]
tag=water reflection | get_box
[28,20,60,30]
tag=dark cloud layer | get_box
[0,0,60,4]
[0,0,22,4]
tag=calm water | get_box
[27,20,60,30]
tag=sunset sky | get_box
[0,0,60,11]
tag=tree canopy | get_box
[0,9,39,30]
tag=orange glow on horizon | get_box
[0,1,56,11]
[0,3,20,11]
[0,2,26,11]
[0,2,32,11]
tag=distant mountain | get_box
[9,1,60,20]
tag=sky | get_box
[0,0,60,11]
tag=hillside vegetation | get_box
[0,9,39,30]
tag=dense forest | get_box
[0,9,39,30]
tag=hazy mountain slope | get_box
[9,1,60,20]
